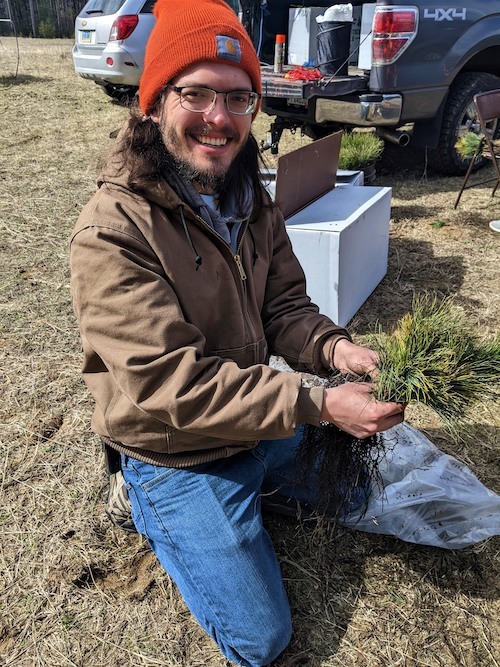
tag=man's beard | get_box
[166,152,227,192]
[159,122,241,192]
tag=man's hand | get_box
[333,338,379,377]
[320,382,405,439]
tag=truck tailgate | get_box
[261,66,369,101]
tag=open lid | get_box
[275,130,342,219]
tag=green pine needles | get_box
[338,131,384,170]
[368,294,500,436]
[454,131,484,159]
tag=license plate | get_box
[287,97,308,107]
[80,30,92,43]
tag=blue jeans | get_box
[121,427,320,667]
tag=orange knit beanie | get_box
[139,0,261,116]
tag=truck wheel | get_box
[427,72,500,175]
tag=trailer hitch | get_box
[260,116,305,154]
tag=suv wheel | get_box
[101,83,138,106]
[428,71,500,175]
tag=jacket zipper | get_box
[234,253,247,280]
[234,235,247,281]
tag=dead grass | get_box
[0,38,499,667]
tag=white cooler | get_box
[284,185,391,326]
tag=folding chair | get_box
[454,88,500,208]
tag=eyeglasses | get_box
[166,84,260,116]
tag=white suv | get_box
[72,0,156,102]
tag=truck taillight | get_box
[372,7,418,65]
[109,14,139,41]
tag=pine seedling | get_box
[454,131,484,159]
[297,294,499,520]
[338,131,384,170]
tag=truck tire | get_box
[427,72,500,175]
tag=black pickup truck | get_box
[251,1,500,174]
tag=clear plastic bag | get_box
[342,422,500,549]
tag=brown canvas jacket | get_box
[70,165,351,467]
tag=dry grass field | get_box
[1,38,499,667]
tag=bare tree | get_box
[28,0,36,36]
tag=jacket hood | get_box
[97,147,184,214]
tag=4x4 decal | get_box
[423,8,467,21]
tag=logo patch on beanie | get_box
[216,35,241,63]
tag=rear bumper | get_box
[262,92,403,128]
[260,67,403,128]
[72,43,141,86]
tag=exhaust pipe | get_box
[377,128,411,147]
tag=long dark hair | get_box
[107,103,272,218]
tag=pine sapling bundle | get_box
[454,131,484,159]
[297,294,500,519]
